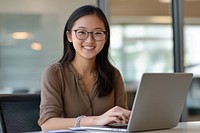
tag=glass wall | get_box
[110,25,173,83]
[109,0,200,121]
[0,0,96,93]
[184,0,200,120]
[110,0,173,91]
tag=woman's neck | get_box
[71,57,96,96]
[71,57,95,76]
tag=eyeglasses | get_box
[74,29,107,41]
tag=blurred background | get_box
[0,0,200,121]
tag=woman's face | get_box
[67,14,106,61]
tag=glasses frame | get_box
[73,29,107,41]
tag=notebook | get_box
[73,73,193,132]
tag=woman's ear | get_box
[66,31,72,43]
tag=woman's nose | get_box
[85,33,95,43]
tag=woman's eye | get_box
[78,31,86,34]
[94,32,103,35]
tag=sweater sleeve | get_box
[38,63,65,126]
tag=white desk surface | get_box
[141,121,200,133]
[34,121,200,133]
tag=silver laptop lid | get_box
[128,73,193,132]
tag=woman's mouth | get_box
[82,46,95,50]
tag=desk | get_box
[141,121,200,133]
[34,121,200,133]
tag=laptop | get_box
[73,73,193,132]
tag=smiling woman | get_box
[38,5,130,131]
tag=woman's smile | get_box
[82,45,96,50]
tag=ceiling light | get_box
[159,0,171,3]
[31,42,42,51]
[11,32,30,39]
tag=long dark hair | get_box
[59,5,115,97]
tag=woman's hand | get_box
[94,106,131,125]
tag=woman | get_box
[38,5,131,130]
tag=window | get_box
[110,25,173,83]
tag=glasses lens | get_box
[93,31,105,41]
[75,30,88,40]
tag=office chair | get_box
[0,94,41,133]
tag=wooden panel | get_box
[111,0,200,17]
